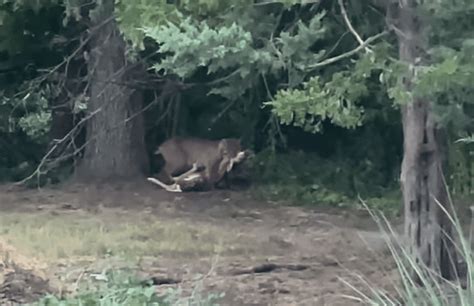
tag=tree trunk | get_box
[76,0,148,180]
[395,0,457,282]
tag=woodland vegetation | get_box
[1,0,474,304]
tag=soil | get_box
[0,182,402,305]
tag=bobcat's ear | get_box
[232,138,242,149]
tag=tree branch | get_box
[338,0,372,53]
[307,31,388,70]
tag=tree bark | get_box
[395,0,457,282]
[76,0,148,180]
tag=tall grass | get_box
[344,199,473,306]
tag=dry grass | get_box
[0,209,248,263]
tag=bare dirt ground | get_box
[0,182,401,305]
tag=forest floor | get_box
[0,182,405,305]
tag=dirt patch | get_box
[0,265,54,305]
[0,183,401,305]
[0,239,55,305]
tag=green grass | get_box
[0,210,250,263]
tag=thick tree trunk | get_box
[396,0,457,282]
[76,0,148,180]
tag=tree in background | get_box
[74,0,149,180]
[390,0,455,282]
[0,0,150,181]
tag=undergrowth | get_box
[251,149,401,216]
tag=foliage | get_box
[136,1,404,161]
[261,0,474,143]
[414,42,474,130]
[116,0,251,50]
[141,7,328,100]
[0,87,54,180]
[35,270,223,306]
[0,1,66,181]
[129,2,346,151]
[251,143,401,214]
[6,89,54,143]
[267,71,366,133]
[380,2,474,132]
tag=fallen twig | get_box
[231,263,309,276]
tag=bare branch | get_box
[14,107,102,185]
[308,31,388,70]
[338,0,372,53]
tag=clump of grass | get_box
[343,200,473,305]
